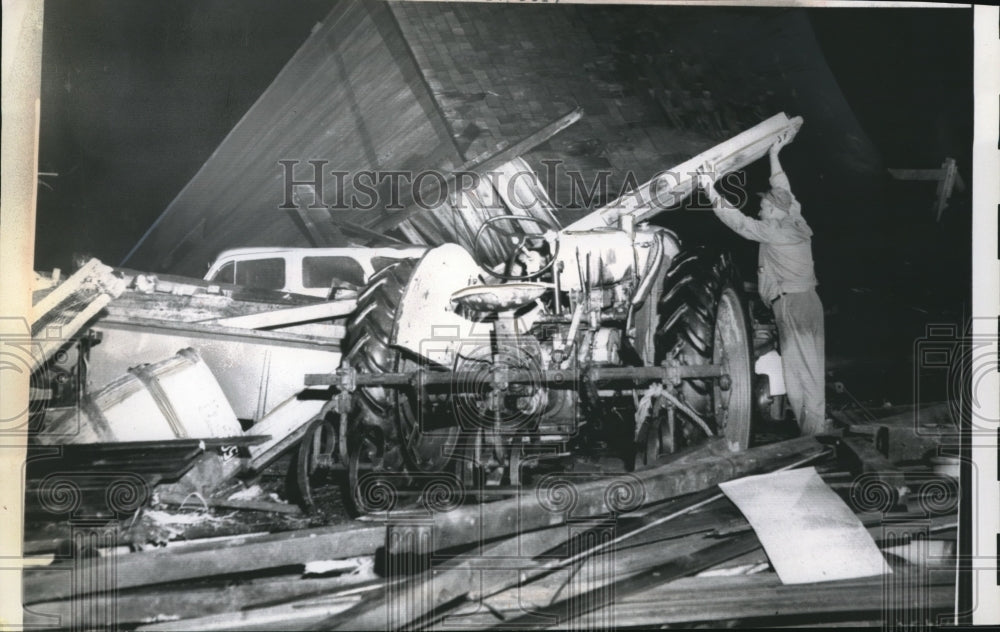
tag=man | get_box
[696,134,829,435]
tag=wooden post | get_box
[887,157,964,221]
[0,2,45,626]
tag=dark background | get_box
[34,1,973,405]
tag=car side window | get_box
[211,261,235,284]
[302,256,365,288]
[234,257,285,290]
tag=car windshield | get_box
[303,256,365,288]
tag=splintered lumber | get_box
[301,498,731,630]
[516,570,955,629]
[22,522,384,603]
[155,492,302,515]
[324,496,734,631]
[24,573,377,631]
[500,529,763,630]
[321,437,827,631]
[474,482,954,613]
[27,258,127,371]
[114,268,323,310]
[320,523,571,630]
[321,507,953,631]
[467,528,746,626]
[107,284,301,323]
[136,597,364,631]
[388,435,828,554]
[96,315,340,351]
[205,299,357,329]
[496,511,955,630]
[31,259,125,328]
[567,112,803,230]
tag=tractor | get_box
[301,113,803,512]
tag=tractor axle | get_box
[305,363,727,392]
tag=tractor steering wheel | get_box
[472,215,560,281]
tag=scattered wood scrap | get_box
[28,258,127,373]
[154,492,303,516]
[20,432,960,630]
[24,437,268,520]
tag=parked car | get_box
[204,245,428,298]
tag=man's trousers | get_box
[773,288,828,435]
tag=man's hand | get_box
[770,131,791,155]
[695,166,720,205]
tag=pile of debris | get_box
[22,408,959,629]
[26,258,358,519]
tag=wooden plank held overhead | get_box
[567,112,804,230]
[122,0,463,277]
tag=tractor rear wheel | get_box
[342,259,460,509]
[633,248,753,465]
[658,248,753,451]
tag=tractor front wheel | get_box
[341,259,461,511]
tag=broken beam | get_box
[320,523,570,631]
[23,522,384,603]
[390,436,827,554]
[24,573,377,630]
[205,299,356,329]
[99,315,341,351]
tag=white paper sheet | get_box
[719,466,890,584]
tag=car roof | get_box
[212,245,427,259]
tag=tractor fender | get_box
[391,244,489,366]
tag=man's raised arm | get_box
[695,166,799,244]
[769,134,792,192]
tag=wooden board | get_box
[385,435,827,555]
[23,522,385,603]
[566,112,803,230]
